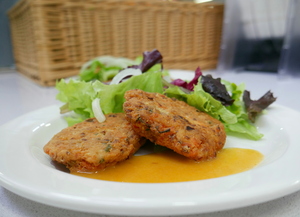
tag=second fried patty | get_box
[123,89,226,161]
[44,113,144,173]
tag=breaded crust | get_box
[44,113,144,173]
[123,89,226,161]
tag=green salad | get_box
[56,49,276,140]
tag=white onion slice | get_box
[92,98,106,123]
[110,68,142,85]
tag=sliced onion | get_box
[110,68,142,85]
[92,98,106,123]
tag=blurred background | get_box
[0,0,18,68]
[218,0,299,77]
[0,0,299,85]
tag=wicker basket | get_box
[8,0,224,86]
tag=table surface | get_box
[1,69,300,217]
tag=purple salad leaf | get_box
[200,74,234,106]
[243,90,277,122]
[129,49,163,72]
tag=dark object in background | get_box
[245,38,283,72]
[217,0,300,76]
[278,0,300,77]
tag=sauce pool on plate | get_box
[72,148,263,183]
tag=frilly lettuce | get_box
[164,79,263,140]
[56,71,164,125]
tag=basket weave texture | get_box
[8,0,224,86]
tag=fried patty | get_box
[123,89,226,161]
[44,113,144,173]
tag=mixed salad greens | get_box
[56,49,276,140]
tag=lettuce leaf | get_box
[93,71,164,114]
[79,56,138,82]
[56,71,164,125]
[164,85,237,124]
[164,79,263,140]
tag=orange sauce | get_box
[72,148,263,183]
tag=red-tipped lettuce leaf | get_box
[171,67,202,91]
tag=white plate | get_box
[1,102,300,216]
